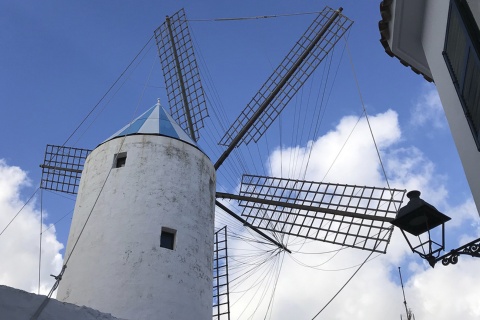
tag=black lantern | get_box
[393,190,480,267]
[392,190,451,267]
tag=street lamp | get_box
[392,190,480,267]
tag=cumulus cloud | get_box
[268,109,401,186]
[225,105,480,319]
[0,159,63,295]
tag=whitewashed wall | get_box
[57,135,216,320]
[421,0,480,213]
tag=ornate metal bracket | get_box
[434,237,480,267]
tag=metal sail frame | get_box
[214,6,353,170]
[40,144,91,195]
[154,8,208,142]
[217,175,406,253]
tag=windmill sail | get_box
[219,175,406,253]
[40,144,91,195]
[218,7,353,148]
[213,226,230,320]
[154,8,208,142]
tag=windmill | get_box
[38,6,406,320]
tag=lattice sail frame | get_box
[40,144,91,195]
[155,8,208,142]
[239,175,406,253]
[213,226,230,320]
[219,7,353,147]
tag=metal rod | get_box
[230,214,389,242]
[165,15,196,141]
[216,191,394,223]
[398,267,411,320]
[214,7,343,170]
[39,164,82,173]
[215,200,291,253]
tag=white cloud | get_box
[410,85,447,129]
[386,146,449,207]
[0,159,63,295]
[406,259,480,318]
[268,109,401,186]
[225,106,480,319]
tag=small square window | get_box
[160,227,176,250]
[113,152,127,168]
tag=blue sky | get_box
[1,1,479,319]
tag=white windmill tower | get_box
[37,6,406,320]
[55,101,216,319]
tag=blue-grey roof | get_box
[103,100,196,146]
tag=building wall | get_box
[421,0,480,213]
[56,135,216,320]
[0,285,124,320]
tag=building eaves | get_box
[378,0,434,82]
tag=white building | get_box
[379,0,480,213]
[56,101,216,320]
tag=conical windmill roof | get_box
[103,99,197,146]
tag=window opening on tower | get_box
[113,152,127,168]
[160,227,176,250]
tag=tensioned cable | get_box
[289,243,383,272]
[298,50,333,179]
[45,189,76,201]
[245,250,282,319]
[342,40,402,287]
[62,35,154,147]
[41,209,74,233]
[0,186,40,238]
[279,50,336,248]
[63,160,114,267]
[344,39,392,190]
[288,93,301,179]
[264,250,286,320]
[279,115,283,178]
[309,231,386,319]
[299,30,351,183]
[38,188,43,295]
[228,251,276,268]
[72,42,156,147]
[189,27,230,132]
[228,247,278,268]
[187,11,322,22]
[189,25,253,187]
[229,248,280,291]
[311,28,351,143]
[321,114,363,182]
[290,247,342,269]
[233,250,282,319]
[217,213,287,318]
[63,51,155,268]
